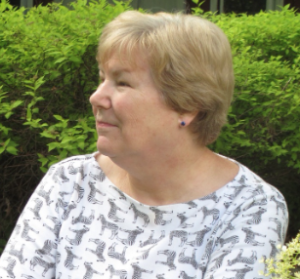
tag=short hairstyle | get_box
[98,11,234,145]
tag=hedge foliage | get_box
[204,6,300,171]
[0,0,299,254]
[0,0,132,253]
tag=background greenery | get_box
[0,0,299,256]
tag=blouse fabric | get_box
[0,153,288,279]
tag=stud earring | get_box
[180,121,186,126]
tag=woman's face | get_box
[90,52,181,160]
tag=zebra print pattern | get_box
[1,257,17,278]
[21,219,39,242]
[65,226,89,246]
[106,264,127,279]
[116,227,144,246]
[178,248,202,269]
[74,182,85,203]
[28,198,43,220]
[131,262,153,278]
[129,203,150,227]
[136,244,157,260]
[86,238,106,262]
[224,265,253,279]
[8,244,27,264]
[242,227,266,246]
[83,261,104,279]
[68,162,86,180]
[242,207,267,225]
[87,181,105,204]
[155,249,177,270]
[179,270,197,279]
[72,207,95,225]
[198,207,220,226]
[217,235,239,248]
[35,240,57,258]
[0,153,288,279]
[29,256,55,276]
[227,249,257,266]
[268,217,283,241]
[37,186,54,205]
[107,242,128,264]
[210,249,231,271]
[177,212,196,228]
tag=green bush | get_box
[0,1,299,254]
[0,0,131,254]
[207,7,300,172]
[0,0,131,168]
[197,6,300,243]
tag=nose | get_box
[89,82,111,109]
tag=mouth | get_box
[96,120,117,128]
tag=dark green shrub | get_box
[204,6,300,241]
[0,2,299,253]
[0,0,131,165]
[0,0,131,254]
[209,7,300,171]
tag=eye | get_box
[117,81,130,87]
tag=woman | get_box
[0,11,288,279]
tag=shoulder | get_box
[56,153,97,167]
[41,152,99,184]
[217,156,288,224]
[222,155,285,200]
[220,157,288,231]
[49,152,98,172]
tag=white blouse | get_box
[0,153,288,279]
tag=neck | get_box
[123,147,215,205]
[97,138,236,206]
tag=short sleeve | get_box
[203,189,288,279]
[0,164,66,278]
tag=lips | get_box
[96,120,116,128]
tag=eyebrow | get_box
[99,67,132,78]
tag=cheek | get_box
[114,94,174,133]
[114,97,142,122]
[116,101,149,137]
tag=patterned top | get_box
[0,153,288,279]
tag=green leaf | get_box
[40,167,48,173]
[4,112,13,119]
[61,137,72,144]
[54,57,66,64]
[6,145,18,155]
[26,107,32,121]
[3,138,10,148]
[24,85,35,90]
[53,115,64,121]
[40,130,57,139]
[34,76,46,91]
[11,100,23,109]
[78,141,85,150]
[37,153,49,167]
[47,142,61,152]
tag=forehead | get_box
[98,49,150,73]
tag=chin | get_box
[96,138,117,157]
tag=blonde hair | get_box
[98,11,234,145]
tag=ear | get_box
[178,111,198,127]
